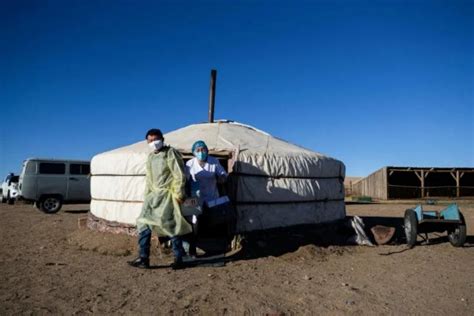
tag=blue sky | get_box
[1,0,473,177]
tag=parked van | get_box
[18,158,91,213]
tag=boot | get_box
[171,256,186,270]
[128,257,150,269]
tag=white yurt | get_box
[89,120,346,234]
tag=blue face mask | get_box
[195,151,208,161]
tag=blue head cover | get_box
[192,140,208,153]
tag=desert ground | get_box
[0,201,473,315]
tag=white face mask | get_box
[148,140,163,151]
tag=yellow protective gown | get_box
[136,146,192,237]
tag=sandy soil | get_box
[0,201,473,315]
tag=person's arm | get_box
[144,154,153,197]
[215,158,228,184]
[185,160,192,180]
[184,160,192,198]
[167,148,186,203]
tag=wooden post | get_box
[421,169,425,198]
[208,69,217,123]
[415,170,425,198]
[450,171,462,198]
[458,171,465,198]
[456,171,460,198]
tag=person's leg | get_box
[170,236,186,269]
[128,228,151,268]
[187,233,197,257]
[181,233,196,257]
[170,236,185,258]
[138,228,152,259]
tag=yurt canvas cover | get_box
[90,121,346,233]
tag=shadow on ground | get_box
[227,217,389,261]
[223,216,474,262]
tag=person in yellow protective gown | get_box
[128,129,192,270]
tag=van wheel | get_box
[39,196,63,214]
[1,196,6,203]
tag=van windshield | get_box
[21,161,37,175]
[20,162,26,177]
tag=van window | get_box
[70,164,90,175]
[39,163,66,174]
[83,164,91,175]
[25,161,37,174]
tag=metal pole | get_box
[208,69,217,123]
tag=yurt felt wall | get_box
[90,121,346,233]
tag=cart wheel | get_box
[404,209,418,248]
[448,212,466,247]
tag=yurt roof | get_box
[165,120,320,155]
[98,120,323,156]
[91,120,344,178]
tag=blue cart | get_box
[404,203,467,248]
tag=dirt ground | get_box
[0,201,473,315]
